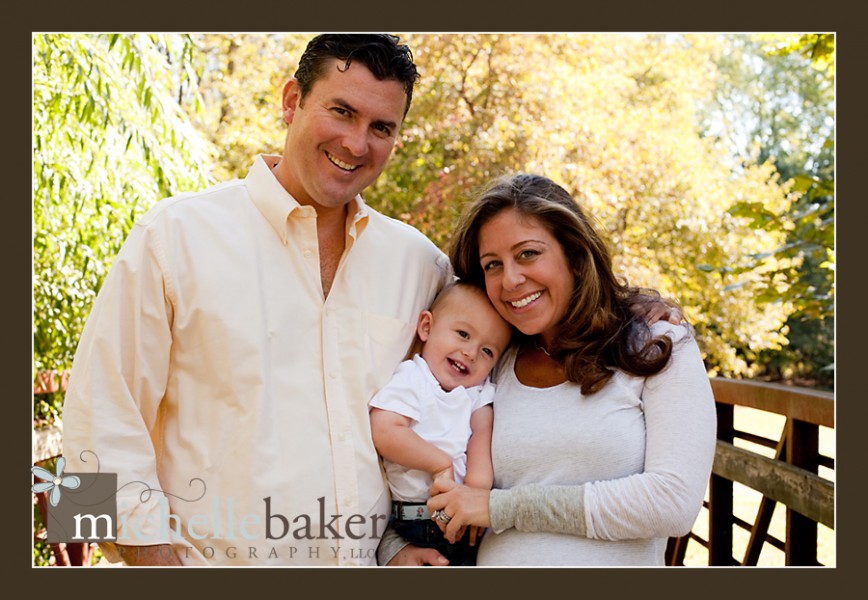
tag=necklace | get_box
[534,341,552,357]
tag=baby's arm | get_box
[461,405,494,546]
[369,407,454,484]
[463,405,494,490]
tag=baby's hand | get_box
[430,466,456,496]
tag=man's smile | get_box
[325,151,360,171]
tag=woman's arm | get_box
[581,333,717,539]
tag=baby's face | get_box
[418,287,512,391]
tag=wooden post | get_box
[665,535,688,566]
[785,418,819,565]
[708,402,734,565]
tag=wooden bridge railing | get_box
[666,378,835,566]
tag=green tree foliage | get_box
[194,33,833,381]
[372,34,552,248]
[34,33,834,404]
[698,34,834,388]
[189,34,309,181]
[377,34,799,379]
[32,34,216,415]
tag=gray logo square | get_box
[45,473,117,543]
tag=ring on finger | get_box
[433,509,452,524]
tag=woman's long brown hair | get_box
[449,173,681,395]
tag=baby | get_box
[369,282,512,566]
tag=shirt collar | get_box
[411,354,477,395]
[245,154,370,245]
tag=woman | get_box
[424,173,717,566]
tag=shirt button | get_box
[329,371,337,379]
[303,249,313,258]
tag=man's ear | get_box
[282,78,302,124]
[416,310,433,342]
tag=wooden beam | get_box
[712,441,834,529]
[710,379,834,427]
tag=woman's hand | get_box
[631,299,684,325]
[427,483,492,544]
[660,306,683,325]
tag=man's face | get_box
[278,59,408,213]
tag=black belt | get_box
[392,501,431,521]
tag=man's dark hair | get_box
[293,34,420,117]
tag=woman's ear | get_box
[416,310,434,342]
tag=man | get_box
[62,34,450,566]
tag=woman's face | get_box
[477,208,575,347]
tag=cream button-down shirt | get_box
[62,155,451,566]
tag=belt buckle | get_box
[395,502,430,520]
